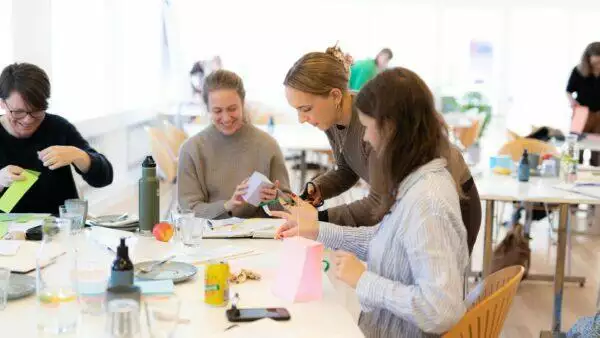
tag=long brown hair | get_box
[577,42,600,77]
[355,67,454,214]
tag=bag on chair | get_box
[492,223,531,278]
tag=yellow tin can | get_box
[204,261,230,306]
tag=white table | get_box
[474,174,600,337]
[2,227,363,338]
[184,123,332,186]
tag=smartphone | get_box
[226,307,291,322]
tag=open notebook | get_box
[203,218,285,239]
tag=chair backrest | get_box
[458,119,481,149]
[498,138,558,162]
[163,120,188,158]
[145,126,177,183]
[443,265,525,338]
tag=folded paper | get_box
[272,237,323,302]
[0,170,40,213]
[243,171,273,207]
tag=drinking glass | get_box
[59,204,85,234]
[178,216,205,248]
[0,267,10,311]
[144,297,181,338]
[76,259,110,315]
[105,298,141,338]
[65,199,88,223]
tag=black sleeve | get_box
[64,120,114,188]
[566,67,580,93]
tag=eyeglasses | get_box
[3,100,45,120]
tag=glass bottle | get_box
[561,135,580,183]
[36,217,79,334]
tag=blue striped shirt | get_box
[318,159,468,338]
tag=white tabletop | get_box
[184,124,332,152]
[474,174,600,205]
[3,227,363,338]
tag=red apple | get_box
[153,222,174,242]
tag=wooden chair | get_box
[163,120,188,159]
[498,138,558,162]
[146,126,178,218]
[444,265,525,338]
[455,119,481,149]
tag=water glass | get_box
[76,259,110,315]
[0,268,10,311]
[106,299,141,338]
[65,199,88,223]
[144,297,181,338]
[178,216,205,248]
[59,204,85,234]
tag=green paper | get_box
[0,222,7,239]
[0,170,40,213]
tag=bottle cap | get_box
[117,237,128,257]
[142,156,156,168]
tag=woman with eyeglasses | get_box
[0,63,113,214]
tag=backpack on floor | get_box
[492,223,531,278]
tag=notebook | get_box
[203,218,285,239]
[0,241,65,273]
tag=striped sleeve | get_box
[317,221,377,261]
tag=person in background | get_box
[189,61,206,100]
[348,48,393,91]
[567,41,600,165]
[274,68,468,338]
[0,63,113,214]
[284,45,482,255]
[177,70,290,219]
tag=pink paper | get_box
[571,106,589,134]
[272,237,323,302]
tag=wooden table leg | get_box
[483,200,494,278]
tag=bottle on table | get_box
[268,115,275,135]
[109,238,134,288]
[561,134,580,183]
[139,155,160,235]
[518,149,530,182]
[36,218,79,334]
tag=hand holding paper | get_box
[0,165,26,188]
[225,179,249,211]
[272,198,319,240]
[0,169,40,213]
[243,172,277,207]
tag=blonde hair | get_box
[284,44,352,96]
[202,69,246,106]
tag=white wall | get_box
[170,0,600,134]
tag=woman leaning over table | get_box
[274,68,468,338]
[283,44,481,255]
[177,70,291,219]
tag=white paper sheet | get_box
[0,241,21,256]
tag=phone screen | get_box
[227,307,291,322]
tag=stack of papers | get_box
[204,218,285,239]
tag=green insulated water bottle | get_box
[139,156,159,235]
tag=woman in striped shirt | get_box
[274,68,468,338]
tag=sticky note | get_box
[272,237,324,302]
[0,170,40,213]
[135,280,174,295]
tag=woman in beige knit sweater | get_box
[177,70,290,219]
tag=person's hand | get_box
[260,180,280,202]
[38,146,86,170]
[333,250,366,289]
[225,179,249,211]
[0,165,25,188]
[302,182,323,207]
[272,197,319,240]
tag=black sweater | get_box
[0,114,113,214]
